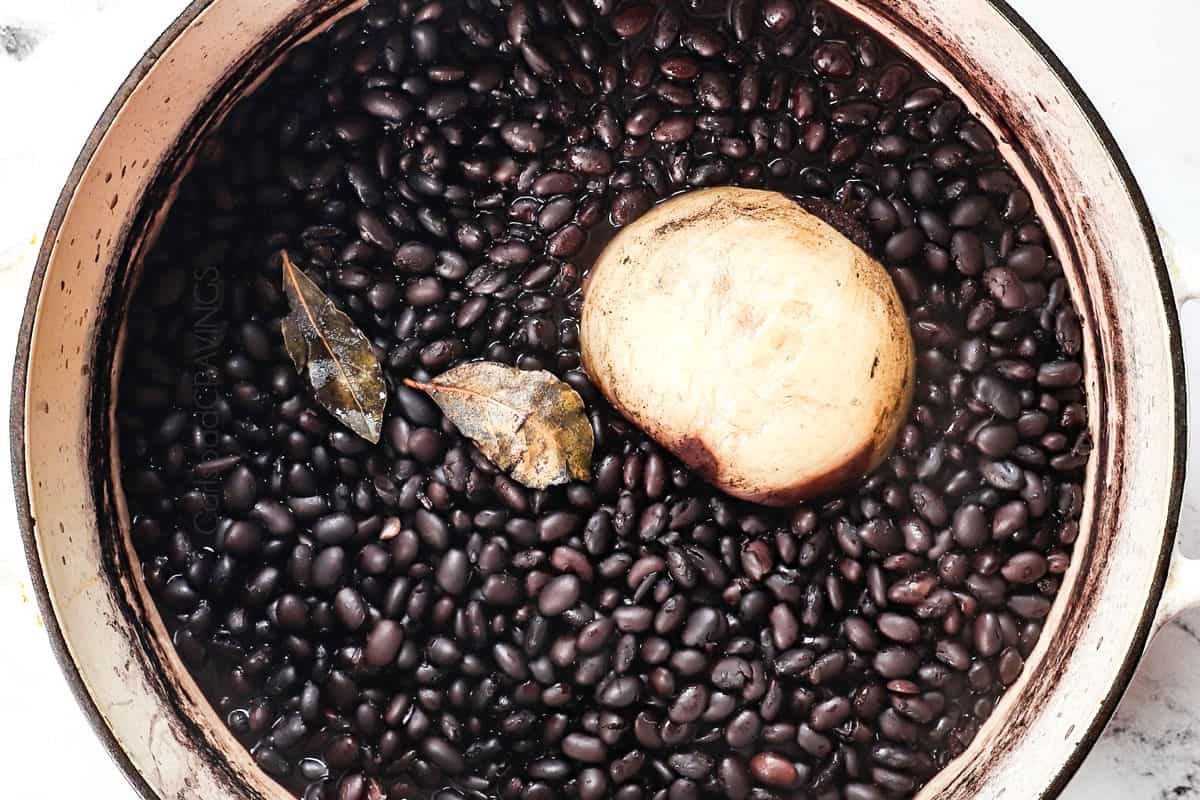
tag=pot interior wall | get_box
[838,3,1178,797]
[18,2,358,798]
[15,2,1180,800]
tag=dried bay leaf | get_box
[280,252,386,443]
[404,362,594,489]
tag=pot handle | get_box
[1153,545,1200,634]
[1152,272,1200,633]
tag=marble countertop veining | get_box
[1,1,1198,798]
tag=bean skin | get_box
[750,752,800,787]
[365,620,405,666]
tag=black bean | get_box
[313,512,356,545]
[365,620,405,666]
[953,504,989,549]
[404,276,445,307]
[981,460,1025,491]
[833,100,881,127]
[859,518,902,554]
[501,121,546,153]
[488,239,533,266]
[1007,244,1047,278]
[885,227,925,261]
[1038,361,1083,388]
[812,42,855,77]
[613,3,654,36]
[408,427,445,464]
[750,752,799,787]
[611,187,654,227]
[1009,594,1052,619]
[909,484,948,526]
[539,574,582,616]
[682,25,725,58]
[960,118,996,151]
[534,198,573,233]
[598,675,640,708]
[1001,551,1047,584]
[222,520,262,556]
[568,146,614,176]
[769,603,800,649]
[361,89,413,122]
[669,685,709,723]
[873,648,919,679]
[533,511,574,543]
[669,751,714,780]
[984,267,1028,310]
[548,223,586,257]
[993,500,1029,539]
[414,508,450,550]
[878,613,921,643]
[355,209,397,250]
[974,612,1003,657]
[563,733,607,763]
[436,549,470,595]
[974,375,1022,419]
[697,71,733,111]
[976,423,1019,458]
[312,546,346,589]
[492,642,529,681]
[652,116,696,143]
[162,576,198,610]
[762,0,798,32]
[421,737,465,774]
[222,466,257,513]
[334,587,367,630]
[392,242,434,273]
[255,747,290,777]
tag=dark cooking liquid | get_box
[116,1,1089,799]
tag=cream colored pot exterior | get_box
[11,2,1200,800]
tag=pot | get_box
[10,1,1200,798]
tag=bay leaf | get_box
[280,252,386,443]
[404,362,594,489]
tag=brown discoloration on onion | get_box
[581,187,915,505]
[673,435,719,482]
[793,195,874,251]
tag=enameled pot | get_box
[11,1,1200,798]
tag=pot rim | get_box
[8,2,1185,799]
[10,6,217,796]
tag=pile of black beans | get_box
[116,0,1090,798]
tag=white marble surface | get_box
[0,1,1198,798]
